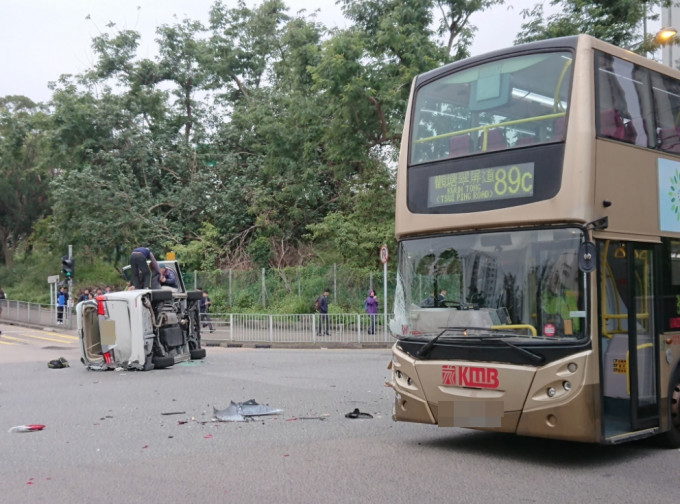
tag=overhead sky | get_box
[0,0,660,103]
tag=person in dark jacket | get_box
[129,247,162,290]
[316,289,330,336]
[57,286,69,325]
[160,266,178,288]
[364,289,379,335]
[197,287,214,333]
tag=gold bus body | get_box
[391,35,680,444]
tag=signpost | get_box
[47,275,59,307]
[380,245,389,340]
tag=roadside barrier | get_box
[0,299,393,345]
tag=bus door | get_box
[599,241,659,440]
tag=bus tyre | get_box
[190,348,206,360]
[664,367,680,448]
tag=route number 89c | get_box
[494,165,534,196]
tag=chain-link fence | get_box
[182,264,397,314]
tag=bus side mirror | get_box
[579,241,597,273]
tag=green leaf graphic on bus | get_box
[670,169,680,221]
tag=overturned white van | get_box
[77,260,206,371]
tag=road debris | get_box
[213,399,283,422]
[47,357,69,369]
[345,408,373,419]
[8,424,46,433]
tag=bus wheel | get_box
[664,368,680,448]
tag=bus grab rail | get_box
[490,324,537,337]
[414,111,567,145]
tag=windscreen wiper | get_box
[416,328,545,364]
[416,328,448,359]
[490,338,545,365]
[416,327,485,359]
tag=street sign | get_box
[380,245,389,264]
[47,275,60,284]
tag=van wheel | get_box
[153,355,175,369]
[663,367,680,448]
[190,348,206,360]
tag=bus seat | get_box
[552,117,566,141]
[449,134,471,157]
[623,120,637,143]
[485,128,507,151]
[516,135,537,147]
[599,108,626,140]
[658,127,680,152]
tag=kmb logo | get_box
[442,365,499,389]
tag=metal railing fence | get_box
[0,299,394,346]
[214,313,393,345]
[0,299,73,329]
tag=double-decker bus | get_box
[387,34,680,445]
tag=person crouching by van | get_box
[129,247,162,290]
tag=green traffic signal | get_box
[62,256,75,279]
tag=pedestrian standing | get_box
[197,287,214,333]
[57,286,69,325]
[364,289,379,335]
[77,289,90,303]
[316,289,330,336]
[0,285,5,318]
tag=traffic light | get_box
[62,255,75,280]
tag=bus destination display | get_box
[428,162,534,207]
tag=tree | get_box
[516,0,679,55]
[0,96,52,266]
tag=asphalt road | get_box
[1,323,679,504]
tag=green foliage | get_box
[172,222,223,271]
[233,292,257,311]
[2,0,510,290]
[0,251,121,304]
[248,236,273,268]
[0,97,52,267]
[515,0,677,55]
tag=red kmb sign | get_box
[442,365,499,389]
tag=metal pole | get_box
[68,245,73,329]
[334,264,337,304]
[229,269,233,308]
[383,260,388,340]
[262,267,266,309]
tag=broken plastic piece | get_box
[213,399,283,422]
[9,424,46,433]
[345,408,373,419]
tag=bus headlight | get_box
[567,362,577,373]
[547,387,556,398]
[563,381,572,391]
